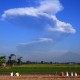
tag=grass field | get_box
[0,64,80,75]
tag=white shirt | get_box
[10,72,13,76]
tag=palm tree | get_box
[9,54,16,59]
[8,54,16,65]
[17,57,22,65]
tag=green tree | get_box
[17,57,22,65]
[8,54,16,66]
[0,56,6,67]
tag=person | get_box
[15,72,20,76]
[10,72,14,76]
[71,72,73,76]
[66,72,69,77]
[75,72,78,77]
[61,72,64,77]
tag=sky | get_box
[0,0,80,62]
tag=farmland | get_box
[0,64,80,80]
[0,64,80,75]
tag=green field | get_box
[0,64,80,74]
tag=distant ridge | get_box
[53,52,80,62]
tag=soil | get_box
[0,75,80,80]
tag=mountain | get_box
[53,52,80,62]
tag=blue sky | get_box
[0,0,80,61]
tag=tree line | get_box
[0,54,23,67]
[0,54,80,67]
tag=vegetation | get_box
[0,54,80,75]
[8,54,16,66]
[0,56,6,67]
[17,57,23,65]
[0,64,80,74]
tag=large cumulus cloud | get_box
[1,0,76,33]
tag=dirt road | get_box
[0,75,80,80]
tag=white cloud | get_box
[2,7,39,18]
[19,38,53,45]
[2,0,63,18]
[38,38,53,42]
[38,0,63,14]
[47,15,76,33]
[1,0,76,33]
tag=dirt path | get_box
[0,75,80,80]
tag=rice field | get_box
[0,64,80,75]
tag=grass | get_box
[0,64,80,74]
